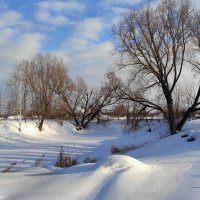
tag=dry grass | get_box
[111,143,145,154]
[55,146,78,168]
[2,160,25,173]
[83,157,97,163]
[32,154,45,167]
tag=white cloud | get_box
[0,7,42,83]
[101,0,143,7]
[0,10,34,31]
[19,20,34,31]
[35,11,70,25]
[63,37,88,51]
[36,0,85,12]
[0,10,23,28]
[56,42,114,86]
[35,0,85,26]
[59,16,111,85]
[35,10,50,21]
[62,18,104,51]
[11,33,44,60]
[50,15,69,25]
[111,7,130,15]
[4,33,43,61]
[0,32,43,82]
[69,42,114,85]
[75,18,103,40]
[0,28,18,44]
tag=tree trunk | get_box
[177,106,194,131]
[38,115,45,131]
[177,86,200,131]
[166,95,177,135]
[176,113,189,131]
[168,115,176,134]
[82,108,102,129]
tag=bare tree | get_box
[7,69,20,118]
[176,10,200,131]
[21,53,66,131]
[112,0,192,134]
[113,104,126,120]
[55,74,117,130]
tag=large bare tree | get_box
[176,10,200,131]
[112,0,193,134]
[21,53,67,131]
[55,75,116,130]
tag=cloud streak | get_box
[34,0,85,26]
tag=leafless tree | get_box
[7,69,20,118]
[113,104,126,120]
[21,53,67,131]
[112,0,193,134]
[176,10,200,131]
[55,74,117,130]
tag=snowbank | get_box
[1,119,200,199]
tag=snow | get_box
[0,119,200,199]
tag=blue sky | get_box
[0,0,198,87]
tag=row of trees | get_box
[7,54,118,131]
[5,0,200,135]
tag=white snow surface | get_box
[0,119,200,200]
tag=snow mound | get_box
[102,155,148,172]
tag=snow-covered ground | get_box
[0,119,200,200]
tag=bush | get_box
[83,157,97,163]
[111,145,122,154]
[55,146,78,168]
[111,143,145,154]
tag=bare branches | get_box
[112,0,193,134]
[16,54,68,131]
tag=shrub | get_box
[55,146,78,168]
[111,145,122,154]
[83,157,97,163]
[111,143,145,154]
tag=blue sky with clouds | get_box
[0,0,199,87]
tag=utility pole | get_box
[60,96,63,126]
[19,67,22,132]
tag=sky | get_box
[0,0,199,89]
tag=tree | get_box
[113,104,126,119]
[112,0,192,134]
[21,53,66,131]
[55,74,117,130]
[176,10,200,131]
[7,70,19,118]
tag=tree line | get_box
[6,54,119,131]
[4,0,200,134]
